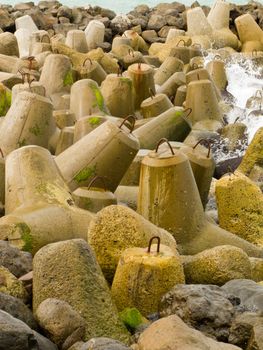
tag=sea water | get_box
[0,0,255,13]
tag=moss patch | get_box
[74,165,97,184]
[90,84,107,114]
[17,138,27,148]
[15,223,32,252]
[0,89,11,117]
[88,117,101,127]
[63,70,74,87]
[29,123,42,136]
[119,308,144,331]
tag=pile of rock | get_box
[0,0,262,349]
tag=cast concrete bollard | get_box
[0,157,5,205]
[87,204,178,282]
[70,79,109,119]
[154,57,184,86]
[53,109,76,129]
[15,15,38,33]
[0,145,94,253]
[0,92,56,156]
[134,107,191,149]
[39,54,73,97]
[127,63,155,110]
[111,237,185,316]
[140,92,173,119]
[101,74,135,118]
[65,30,89,53]
[235,14,263,52]
[15,28,31,58]
[33,239,130,342]
[137,139,263,258]
[12,82,46,103]
[73,116,108,142]
[72,176,117,213]
[55,118,140,192]
[77,58,107,85]
[85,20,105,50]
[216,172,263,247]
[186,7,213,37]
[185,79,223,125]
[55,126,74,155]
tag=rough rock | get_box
[33,239,129,343]
[0,32,19,57]
[222,279,263,312]
[137,314,242,350]
[0,266,28,302]
[147,15,167,31]
[79,337,133,350]
[0,292,37,329]
[159,284,235,341]
[228,312,263,349]
[36,298,86,348]
[0,240,32,278]
[0,310,57,350]
[250,258,263,282]
[0,9,14,30]
[183,245,252,285]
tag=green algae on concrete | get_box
[0,85,11,117]
[29,123,42,137]
[90,83,108,114]
[15,222,32,252]
[33,239,130,343]
[88,117,102,127]
[183,245,251,286]
[63,70,74,87]
[73,165,97,184]
[119,308,146,332]
[216,171,263,247]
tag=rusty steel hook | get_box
[119,115,136,133]
[147,236,161,254]
[193,138,212,158]
[155,138,175,155]
[87,175,108,191]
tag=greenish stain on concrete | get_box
[17,139,27,148]
[63,70,74,87]
[15,223,32,252]
[120,77,132,86]
[29,123,42,136]
[90,84,108,114]
[74,165,96,183]
[0,90,11,117]
[88,117,101,127]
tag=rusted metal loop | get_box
[18,69,26,84]
[252,49,258,57]
[192,63,199,70]
[197,73,200,80]
[87,175,108,191]
[27,56,36,71]
[128,49,135,58]
[214,54,222,60]
[117,66,123,77]
[138,62,142,70]
[183,108,192,119]
[119,115,136,133]
[155,138,175,155]
[83,57,92,67]
[147,236,161,254]
[0,148,4,158]
[149,88,156,99]
[176,39,186,47]
[53,48,59,54]
[233,116,240,124]
[227,165,235,175]
[193,139,211,158]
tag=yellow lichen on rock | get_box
[215,171,263,247]
[0,266,28,302]
[111,243,185,316]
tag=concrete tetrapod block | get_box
[70,79,110,120]
[235,14,263,52]
[11,82,46,103]
[216,172,263,247]
[158,72,186,99]
[127,63,155,111]
[185,79,223,124]
[77,59,107,85]
[0,145,94,254]
[39,54,73,97]
[73,116,116,142]
[0,33,19,57]
[174,85,187,106]
[14,28,31,58]
[166,29,185,43]
[238,127,263,177]
[186,7,213,37]
[0,91,56,156]
[55,120,140,192]
[55,126,74,155]
[123,30,148,52]
[137,148,263,258]
[65,30,89,53]
[133,107,191,150]
[15,15,38,33]
[101,74,135,118]
[53,109,76,130]
[140,93,173,119]
[122,50,145,70]
[154,57,184,86]
[87,205,178,283]
[111,243,185,316]
[33,239,130,342]
[206,59,228,91]
[183,245,252,285]
[84,20,105,51]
